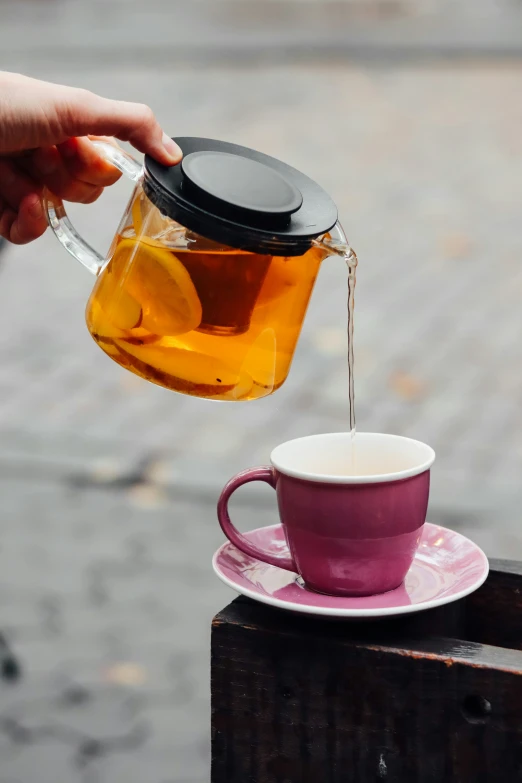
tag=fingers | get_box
[0,136,111,245]
[57,136,122,187]
[0,158,41,210]
[0,158,46,243]
[0,194,47,245]
[0,73,180,167]
[59,89,181,166]
[31,144,110,204]
[0,135,112,247]
[0,201,16,240]
[11,194,47,244]
[79,186,104,205]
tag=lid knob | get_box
[143,137,338,255]
[180,151,303,229]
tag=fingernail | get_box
[27,195,43,220]
[162,133,182,162]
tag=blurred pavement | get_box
[1,1,522,780]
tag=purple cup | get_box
[217,432,435,597]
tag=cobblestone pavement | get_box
[2,1,522,779]
[0,479,240,783]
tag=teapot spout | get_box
[313,221,358,269]
[313,220,358,436]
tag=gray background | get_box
[0,1,522,780]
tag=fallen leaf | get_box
[104,663,147,686]
[91,458,124,483]
[127,483,167,509]
[389,371,426,400]
[440,232,474,260]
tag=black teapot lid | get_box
[143,137,338,256]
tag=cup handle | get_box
[43,141,143,276]
[217,467,297,572]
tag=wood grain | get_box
[211,562,522,783]
[465,559,522,651]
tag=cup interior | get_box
[270,432,435,484]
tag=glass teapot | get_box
[45,137,348,401]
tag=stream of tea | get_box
[346,245,358,439]
[314,232,358,472]
[346,245,358,472]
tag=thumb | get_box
[58,89,181,166]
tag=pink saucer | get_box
[212,522,489,619]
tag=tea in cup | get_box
[217,432,435,597]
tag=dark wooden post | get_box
[211,560,522,783]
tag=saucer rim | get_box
[212,522,490,619]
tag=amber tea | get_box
[86,191,326,400]
[46,136,354,404]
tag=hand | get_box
[0,71,181,245]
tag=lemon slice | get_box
[242,328,278,390]
[93,272,143,331]
[131,191,172,239]
[110,238,202,336]
[87,299,133,342]
[115,341,248,396]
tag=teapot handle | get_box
[43,141,143,276]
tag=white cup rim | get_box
[270,432,435,485]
